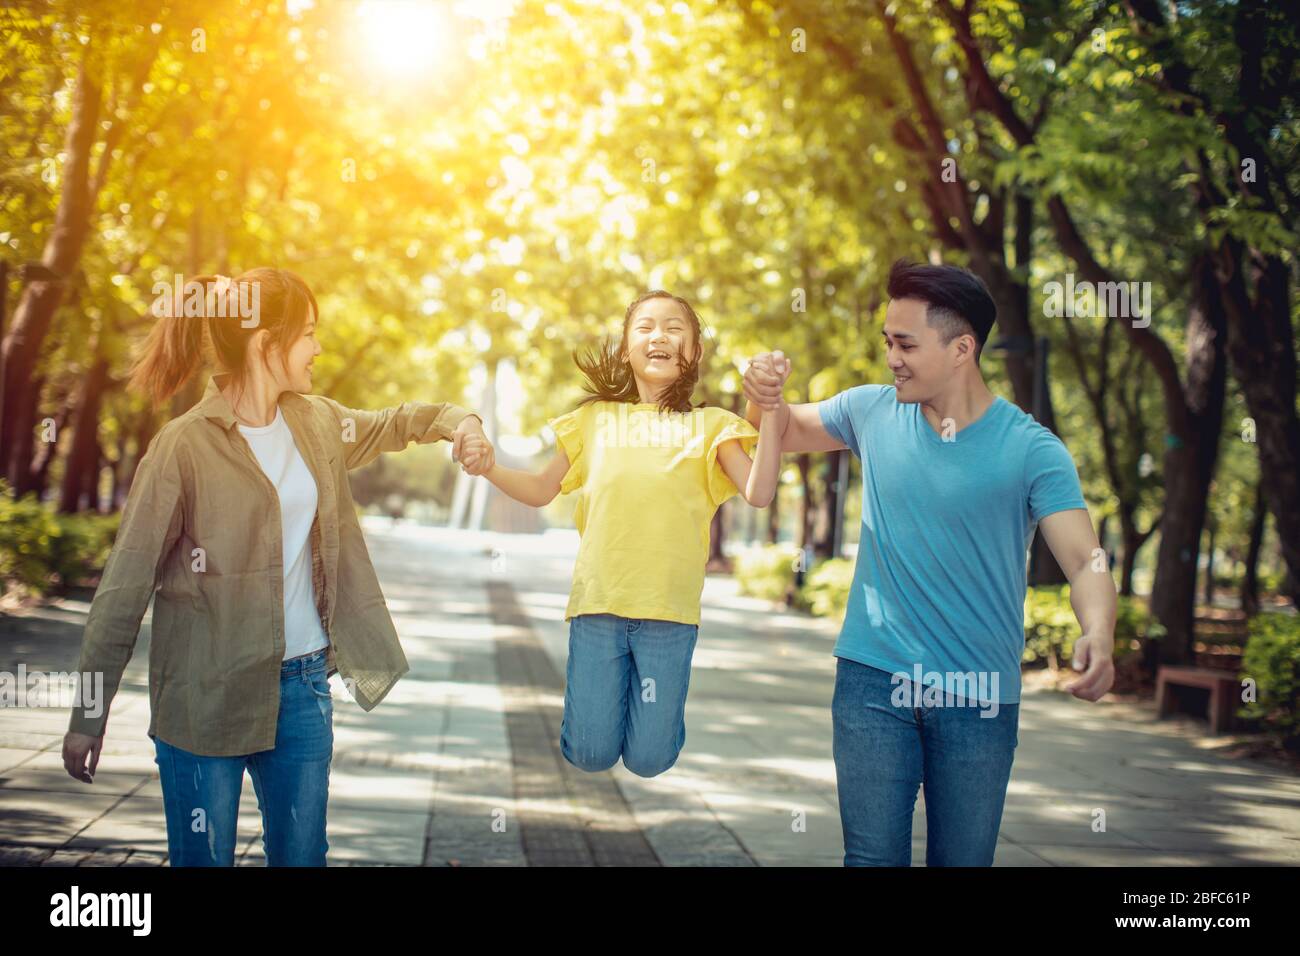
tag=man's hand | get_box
[1066,632,1116,701]
[458,432,496,476]
[1038,508,1118,703]
[744,350,791,411]
[63,730,103,784]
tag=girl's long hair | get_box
[129,267,319,409]
[574,290,704,414]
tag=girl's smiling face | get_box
[622,297,697,400]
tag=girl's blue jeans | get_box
[560,613,699,778]
[831,656,1019,866]
[153,647,333,866]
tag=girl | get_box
[461,290,787,777]
[61,268,489,865]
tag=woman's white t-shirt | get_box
[236,406,330,660]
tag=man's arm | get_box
[1038,508,1117,701]
[742,400,847,454]
[742,351,848,454]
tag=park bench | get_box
[1154,666,1243,735]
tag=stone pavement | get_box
[2,520,1298,866]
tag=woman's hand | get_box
[451,416,494,476]
[63,730,103,783]
[456,428,496,476]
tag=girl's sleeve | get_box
[706,411,760,507]
[547,406,587,494]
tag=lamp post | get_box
[986,334,1068,586]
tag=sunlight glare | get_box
[357,0,452,77]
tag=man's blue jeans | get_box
[832,657,1019,866]
[560,613,699,778]
[153,647,333,866]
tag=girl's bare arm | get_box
[484,450,571,508]
[717,409,782,508]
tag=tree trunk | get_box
[120,406,158,505]
[1118,506,1157,598]
[812,451,841,560]
[111,418,128,509]
[1241,480,1266,617]
[794,453,813,549]
[58,353,110,513]
[977,255,1035,411]
[1119,526,1139,597]
[1217,252,1300,608]
[832,448,849,558]
[1145,257,1228,669]
[87,437,105,511]
[708,509,726,569]
[23,375,59,497]
[0,61,101,491]
[794,453,813,586]
[1203,521,1216,607]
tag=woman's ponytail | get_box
[128,274,226,409]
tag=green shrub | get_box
[0,486,62,593]
[803,558,854,618]
[1113,594,1153,653]
[734,544,801,603]
[1022,584,1146,668]
[1239,612,1300,749]
[1023,585,1076,667]
[49,512,121,587]
[1257,569,1286,596]
[0,481,122,596]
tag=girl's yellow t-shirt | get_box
[547,400,760,626]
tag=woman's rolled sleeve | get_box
[315,395,481,470]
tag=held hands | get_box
[744,350,792,412]
[452,416,495,477]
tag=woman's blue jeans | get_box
[831,657,1019,867]
[153,647,333,866]
[560,613,699,778]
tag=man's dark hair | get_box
[886,259,996,361]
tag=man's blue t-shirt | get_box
[817,385,1087,705]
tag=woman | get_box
[61,267,491,866]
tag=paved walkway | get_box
[2,521,1298,866]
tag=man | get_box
[744,259,1116,866]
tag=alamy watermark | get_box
[594,404,708,457]
[1043,273,1151,328]
[0,665,103,716]
[890,665,1002,718]
[150,274,261,328]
